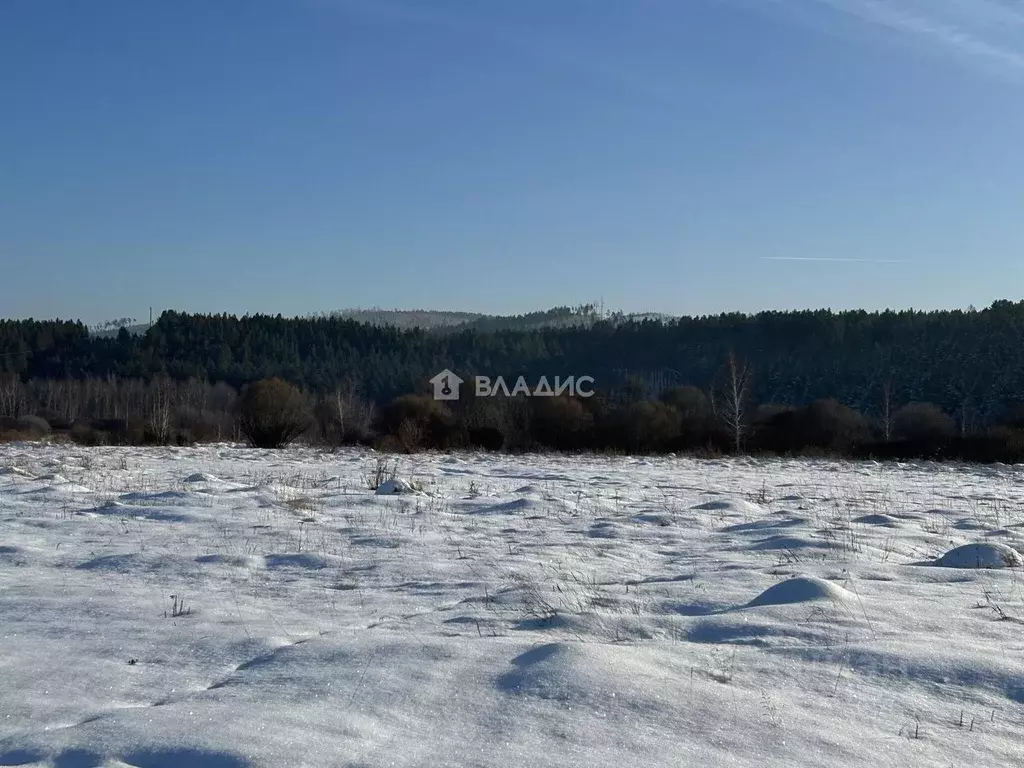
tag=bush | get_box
[893,402,955,443]
[956,427,1024,463]
[0,415,51,441]
[748,400,869,455]
[237,378,310,449]
[459,395,532,452]
[69,422,108,446]
[468,425,504,451]
[661,386,713,448]
[377,394,456,451]
[603,400,680,453]
[749,404,797,453]
[799,399,870,451]
[531,396,593,451]
[179,409,225,442]
[38,411,72,431]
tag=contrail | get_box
[761,256,910,264]
[746,0,1024,79]
[814,0,1024,72]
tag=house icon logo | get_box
[430,369,464,401]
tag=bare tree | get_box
[947,371,980,437]
[712,352,753,453]
[879,379,894,442]
[179,377,209,413]
[0,374,25,417]
[147,375,176,443]
[312,385,374,445]
[333,385,374,442]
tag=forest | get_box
[2,301,1024,461]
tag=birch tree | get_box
[713,352,753,453]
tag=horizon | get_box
[7,296,1011,331]
[4,1,1024,325]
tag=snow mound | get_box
[495,642,663,708]
[953,518,988,531]
[263,553,337,570]
[30,480,94,494]
[852,513,900,526]
[751,535,825,551]
[119,490,194,506]
[633,512,673,526]
[0,466,33,478]
[196,554,253,567]
[693,498,766,516]
[76,552,191,573]
[588,520,621,538]
[473,498,539,515]
[722,517,805,533]
[747,576,855,607]
[375,478,418,495]
[184,472,220,483]
[89,498,193,522]
[514,484,541,495]
[933,542,1023,569]
[985,529,1024,540]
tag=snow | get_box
[2,445,1024,767]
[374,477,418,495]
[746,575,855,607]
[934,542,1024,569]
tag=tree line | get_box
[1,362,1024,464]
[2,302,1024,461]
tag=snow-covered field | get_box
[2,444,1023,767]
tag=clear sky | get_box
[3,0,1024,325]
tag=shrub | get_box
[748,400,868,455]
[996,402,1024,431]
[531,396,593,450]
[798,399,870,451]
[893,402,955,443]
[460,394,532,452]
[661,386,714,448]
[175,408,224,442]
[237,378,310,449]
[468,425,504,451]
[749,404,797,453]
[377,394,456,451]
[956,427,1024,464]
[603,400,680,453]
[0,415,51,441]
[35,409,71,431]
[69,422,108,446]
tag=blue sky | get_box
[3,0,1024,324]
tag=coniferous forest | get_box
[3,302,1024,461]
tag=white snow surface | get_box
[374,477,418,496]
[934,542,1024,569]
[2,444,1024,767]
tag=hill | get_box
[326,304,669,333]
